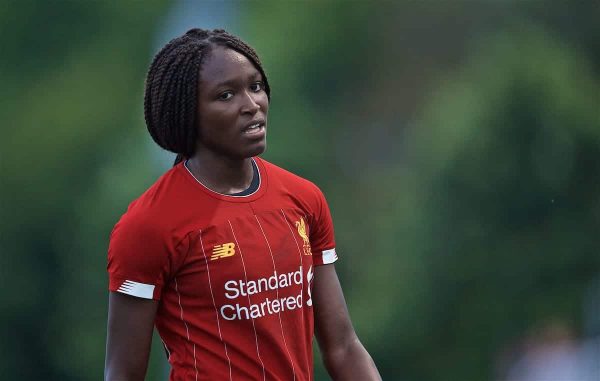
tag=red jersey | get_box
[107,157,337,381]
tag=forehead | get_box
[199,46,260,87]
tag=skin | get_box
[105,46,381,381]
[313,265,381,380]
[187,46,269,194]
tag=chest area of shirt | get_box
[175,208,315,306]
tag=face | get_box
[196,46,269,160]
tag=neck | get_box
[186,151,254,194]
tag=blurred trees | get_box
[0,2,168,379]
[399,27,600,381]
[1,1,598,380]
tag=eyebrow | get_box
[209,72,263,90]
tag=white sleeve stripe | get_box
[322,248,338,264]
[117,280,155,299]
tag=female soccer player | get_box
[105,28,381,381]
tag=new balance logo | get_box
[211,243,236,260]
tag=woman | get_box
[105,28,381,381]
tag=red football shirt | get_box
[107,157,337,381]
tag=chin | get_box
[245,141,267,158]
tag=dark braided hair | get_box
[143,28,271,166]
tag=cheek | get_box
[259,95,270,113]
[200,109,240,141]
[200,106,232,128]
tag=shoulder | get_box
[110,164,188,242]
[258,157,324,197]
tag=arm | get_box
[105,292,159,381]
[313,264,382,381]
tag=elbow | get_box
[322,333,361,370]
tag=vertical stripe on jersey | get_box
[279,210,306,267]
[198,230,233,381]
[228,220,267,381]
[174,277,199,381]
[254,215,297,381]
[161,339,171,360]
[280,209,311,381]
[279,209,305,297]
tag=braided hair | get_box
[143,28,271,166]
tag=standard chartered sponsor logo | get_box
[220,266,310,321]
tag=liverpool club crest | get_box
[295,217,312,256]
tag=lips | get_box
[242,119,266,135]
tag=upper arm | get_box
[105,291,159,381]
[105,212,183,380]
[313,264,357,356]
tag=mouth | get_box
[242,120,266,136]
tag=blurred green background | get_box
[1,1,599,380]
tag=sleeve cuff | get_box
[313,248,338,266]
[109,276,160,300]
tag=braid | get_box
[143,28,270,166]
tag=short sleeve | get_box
[309,186,338,266]
[107,213,187,300]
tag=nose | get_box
[240,90,260,115]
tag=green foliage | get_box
[0,2,169,379]
[403,27,600,381]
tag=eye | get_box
[250,81,264,92]
[218,91,233,101]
